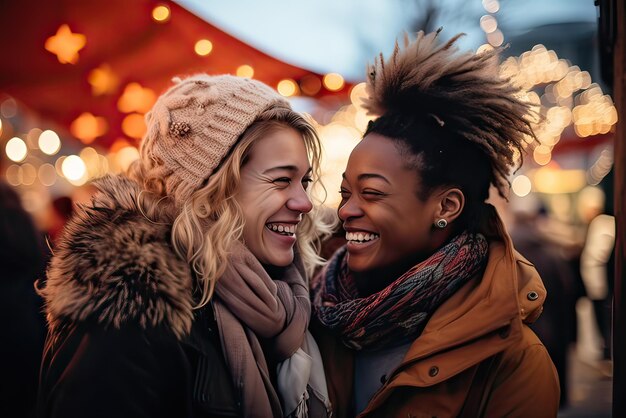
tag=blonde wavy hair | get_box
[128,106,332,308]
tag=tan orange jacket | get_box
[312,215,560,418]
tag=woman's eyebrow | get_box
[342,172,390,185]
[263,165,312,175]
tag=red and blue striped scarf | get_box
[312,232,489,350]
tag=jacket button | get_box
[380,374,387,384]
[527,291,539,301]
[428,366,439,377]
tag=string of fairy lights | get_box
[472,0,617,201]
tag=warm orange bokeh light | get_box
[122,113,147,139]
[152,5,170,23]
[117,83,156,114]
[110,138,134,153]
[323,73,345,91]
[300,75,322,96]
[88,64,120,96]
[277,79,298,97]
[45,24,86,64]
[236,65,254,78]
[194,39,213,56]
[70,112,108,143]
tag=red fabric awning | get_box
[0,0,351,149]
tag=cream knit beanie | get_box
[140,74,291,201]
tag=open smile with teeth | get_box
[346,231,380,244]
[266,223,297,236]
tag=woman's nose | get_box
[337,197,362,221]
[287,186,313,214]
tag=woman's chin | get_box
[265,251,294,268]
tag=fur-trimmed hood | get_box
[42,175,194,339]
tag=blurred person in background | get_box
[580,168,615,376]
[509,193,576,408]
[36,74,333,418]
[0,181,48,418]
[311,31,559,417]
[581,213,615,372]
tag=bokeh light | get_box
[480,15,498,33]
[152,5,170,22]
[533,144,552,166]
[38,163,57,186]
[117,83,156,114]
[62,155,87,181]
[70,112,108,144]
[476,44,495,54]
[39,129,61,155]
[482,0,500,13]
[511,175,532,197]
[21,163,37,186]
[236,65,254,78]
[195,39,213,56]
[300,75,322,96]
[349,83,368,108]
[277,79,298,97]
[1,98,17,118]
[44,24,86,64]
[6,164,22,186]
[487,29,504,47]
[6,137,27,162]
[323,73,345,91]
[26,128,42,149]
[122,113,147,139]
[114,146,140,172]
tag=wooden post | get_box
[613,0,625,415]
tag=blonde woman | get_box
[37,75,332,418]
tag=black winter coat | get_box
[36,175,241,418]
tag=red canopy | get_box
[0,0,351,149]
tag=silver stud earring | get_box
[435,219,448,228]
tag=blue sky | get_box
[177,0,598,82]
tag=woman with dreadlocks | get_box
[311,31,560,417]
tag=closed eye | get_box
[273,177,291,185]
[362,190,385,196]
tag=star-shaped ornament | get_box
[117,83,156,114]
[45,24,86,64]
[70,112,108,144]
[88,64,120,96]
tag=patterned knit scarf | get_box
[312,232,489,350]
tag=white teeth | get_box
[266,223,296,236]
[345,231,379,243]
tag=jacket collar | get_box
[361,209,547,414]
[42,175,195,340]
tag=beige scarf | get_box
[213,242,330,418]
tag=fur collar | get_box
[43,175,194,339]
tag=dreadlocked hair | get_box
[362,30,536,231]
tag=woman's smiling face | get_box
[236,126,313,267]
[338,133,442,274]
